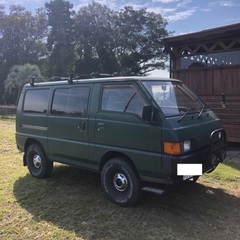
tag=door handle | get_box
[97,122,105,131]
[78,121,86,132]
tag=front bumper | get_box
[160,128,227,184]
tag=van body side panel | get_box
[87,83,101,166]
[47,116,89,166]
[16,87,50,154]
[92,111,163,178]
[16,114,49,152]
[87,82,164,179]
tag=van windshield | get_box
[142,81,205,117]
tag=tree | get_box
[45,0,75,77]
[0,1,170,104]
[116,6,169,75]
[4,64,43,104]
[0,5,49,103]
[74,2,119,74]
[0,5,6,102]
[0,5,48,67]
[74,3,169,76]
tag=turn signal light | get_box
[164,142,181,155]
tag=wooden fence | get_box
[0,106,17,117]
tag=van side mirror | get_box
[142,105,159,124]
[221,93,227,109]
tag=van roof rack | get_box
[30,72,120,86]
[66,72,119,83]
[75,72,119,79]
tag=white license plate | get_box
[177,164,202,176]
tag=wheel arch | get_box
[99,151,140,177]
[24,139,47,166]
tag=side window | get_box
[23,89,50,113]
[101,84,147,116]
[51,87,90,116]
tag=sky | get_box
[1,0,240,77]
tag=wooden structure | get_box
[162,23,240,142]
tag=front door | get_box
[91,82,162,176]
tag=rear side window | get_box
[23,89,50,113]
[51,87,90,116]
[101,84,147,117]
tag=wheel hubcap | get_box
[113,173,128,192]
[33,154,41,169]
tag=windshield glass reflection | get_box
[142,81,205,117]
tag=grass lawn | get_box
[0,118,239,240]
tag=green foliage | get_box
[0,1,170,103]
[4,64,43,104]
[74,3,169,75]
[0,5,49,103]
[116,6,168,75]
[45,0,75,76]
[74,2,118,74]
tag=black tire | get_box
[101,157,141,207]
[26,143,53,178]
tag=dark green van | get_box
[16,76,226,206]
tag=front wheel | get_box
[101,157,141,207]
[26,143,53,178]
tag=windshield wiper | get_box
[197,105,205,118]
[178,108,192,122]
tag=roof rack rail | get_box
[72,72,119,80]
[30,72,120,86]
[30,77,49,87]
[90,72,119,78]
[50,76,69,81]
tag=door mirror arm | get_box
[142,105,159,125]
[221,93,227,109]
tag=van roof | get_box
[25,76,182,87]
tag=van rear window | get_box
[23,89,50,113]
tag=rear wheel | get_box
[101,157,141,207]
[26,143,53,178]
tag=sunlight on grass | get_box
[200,162,240,192]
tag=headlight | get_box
[183,140,191,152]
[218,131,222,139]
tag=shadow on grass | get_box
[14,165,240,240]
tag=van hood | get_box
[161,110,224,149]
